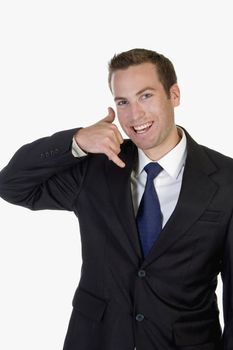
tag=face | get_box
[111,62,180,160]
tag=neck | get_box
[143,127,181,161]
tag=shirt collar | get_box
[136,127,187,179]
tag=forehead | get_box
[111,62,161,97]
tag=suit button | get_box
[138,269,146,277]
[136,314,144,322]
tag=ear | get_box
[170,84,180,107]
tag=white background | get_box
[0,0,232,349]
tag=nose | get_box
[130,102,145,121]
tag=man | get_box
[0,48,232,350]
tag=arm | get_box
[0,108,124,212]
[0,128,86,211]
[221,214,233,348]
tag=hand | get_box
[74,107,125,168]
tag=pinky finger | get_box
[107,151,126,168]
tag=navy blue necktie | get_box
[136,162,163,258]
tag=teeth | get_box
[133,122,152,132]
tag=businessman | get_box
[0,48,232,350]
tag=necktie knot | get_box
[144,162,162,180]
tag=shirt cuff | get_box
[72,136,88,157]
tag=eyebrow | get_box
[114,87,156,102]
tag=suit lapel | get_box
[142,131,218,268]
[105,140,143,262]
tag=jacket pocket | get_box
[72,287,108,322]
[173,318,222,347]
[198,210,223,223]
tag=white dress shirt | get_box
[131,128,187,227]
[72,128,187,227]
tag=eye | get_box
[141,93,152,100]
[117,100,128,106]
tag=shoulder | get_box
[201,146,233,186]
[182,127,233,181]
[182,126,233,166]
[201,144,233,168]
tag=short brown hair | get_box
[108,48,177,97]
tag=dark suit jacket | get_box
[0,127,233,350]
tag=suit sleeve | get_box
[0,128,88,211]
[221,214,233,348]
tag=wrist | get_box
[72,131,88,157]
[74,128,85,149]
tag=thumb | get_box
[102,107,115,123]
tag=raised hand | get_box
[74,107,125,168]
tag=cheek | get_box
[146,102,161,117]
[152,103,173,123]
[117,112,130,128]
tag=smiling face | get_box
[111,62,181,160]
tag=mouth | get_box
[132,121,153,134]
